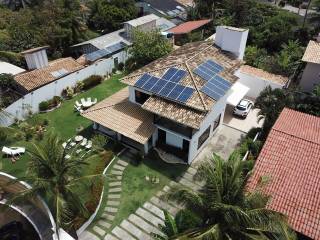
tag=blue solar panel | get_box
[200,75,231,100]
[105,41,127,54]
[134,74,152,88]
[168,84,185,99]
[177,87,194,103]
[150,79,167,93]
[193,60,224,82]
[159,82,176,97]
[142,76,160,91]
[162,68,187,83]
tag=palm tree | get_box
[152,210,179,240]
[162,154,297,240]
[6,133,102,234]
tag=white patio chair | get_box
[65,154,71,159]
[2,147,25,156]
[81,98,86,105]
[70,142,76,147]
[2,147,13,156]
[80,138,88,147]
[76,149,82,154]
[92,98,97,105]
[62,142,67,148]
[85,140,92,149]
[87,97,92,103]
[75,101,82,107]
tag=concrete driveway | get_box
[192,125,245,165]
[223,105,263,133]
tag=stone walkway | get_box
[103,166,202,240]
[79,149,133,240]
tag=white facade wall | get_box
[235,71,285,99]
[300,62,320,92]
[187,93,227,164]
[1,50,128,126]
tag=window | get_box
[197,126,210,149]
[212,114,221,133]
[135,90,150,104]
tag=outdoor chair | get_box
[92,98,97,105]
[62,142,67,148]
[87,97,92,103]
[75,101,82,108]
[85,140,92,149]
[2,147,25,156]
[80,138,88,147]
[81,98,86,105]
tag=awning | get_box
[227,82,249,106]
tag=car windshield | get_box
[236,105,247,111]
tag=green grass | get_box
[0,74,125,177]
[90,151,187,234]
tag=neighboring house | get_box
[71,14,175,64]
[247,108,320,240]
[82,26,253,164]
[167,19,211,45]
[0,62,25,75]
[14,47,84,94]
[136,0,187,22]
[300,40,320,92]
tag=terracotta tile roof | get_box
[247,108,320,239]
[142,96,206,129]
[175,0,194,7]
[122,41,241,114]
[302,40,320,64]
[168,19,211,34]
[14,57,84,92]
[82,87,156,144]
[239,65,289,85]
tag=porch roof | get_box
[82,87,156,144]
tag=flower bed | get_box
[39,96,62,112]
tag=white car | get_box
[233,99,254,118]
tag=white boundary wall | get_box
[1,51,128,126]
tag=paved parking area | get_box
[223,105,263,133]
[192,125,245,165]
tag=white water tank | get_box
[215,26,249,60]
[21,46,49,70]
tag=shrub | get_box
[83,75,102,90]
[175,209,202,232]
[112,68,117,74]
[74,81,84,93]
[130,152,143,166]
[118,62,124,71]
[43,118,49,126]
[39,101,49,111]
[52,96,61,106]
[92,134,109,152]
[0,129,8,146]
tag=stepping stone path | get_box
[104,165,202,240]
[78,150,130,240]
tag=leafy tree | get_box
[0,73,14,91]
[88,0,137,33]
[128,30,173,69]
[162,154,297,239]
[6,134,102,233]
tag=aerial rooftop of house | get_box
[168,19,211,34]
[247,108,320,239]
[239,65,289,85]
[0,62,25,75]
[302,40,320,64]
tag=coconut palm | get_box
[6,133,102,234]
[162,154,297,240]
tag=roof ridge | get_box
[273,128,320,146]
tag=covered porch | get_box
[81,87,156,154]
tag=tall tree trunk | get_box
[303,0,312,27]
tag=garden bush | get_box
[74,81,84,93]
[83,75,102,90]
[118,62,124,71]
[130,152,143,166]
[39,101,49,111]
[92,134,109,152]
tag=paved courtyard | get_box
[223,105,263,133]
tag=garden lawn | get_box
[90,151,187,235]
[0,73,125,181]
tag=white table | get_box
[82,101,93,108]
[75,135,84,142]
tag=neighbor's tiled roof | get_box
[175,0,194,7]
[82,87,156,144]
[122,41,241,114]
[239,65,288,85]
[302,40,320,64]
[142,96,206,129]
[247,108,320,240]
[168,19,211,34]
[14,57,84,92]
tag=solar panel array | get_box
[134,68,194,104]
[193,60,224,82]
[86,42,128,62]
[201,75,232,101]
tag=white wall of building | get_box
[1,50,128,126]
[235,71,285,99]
[300,62,320,92]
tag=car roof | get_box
[239,99,250,106]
